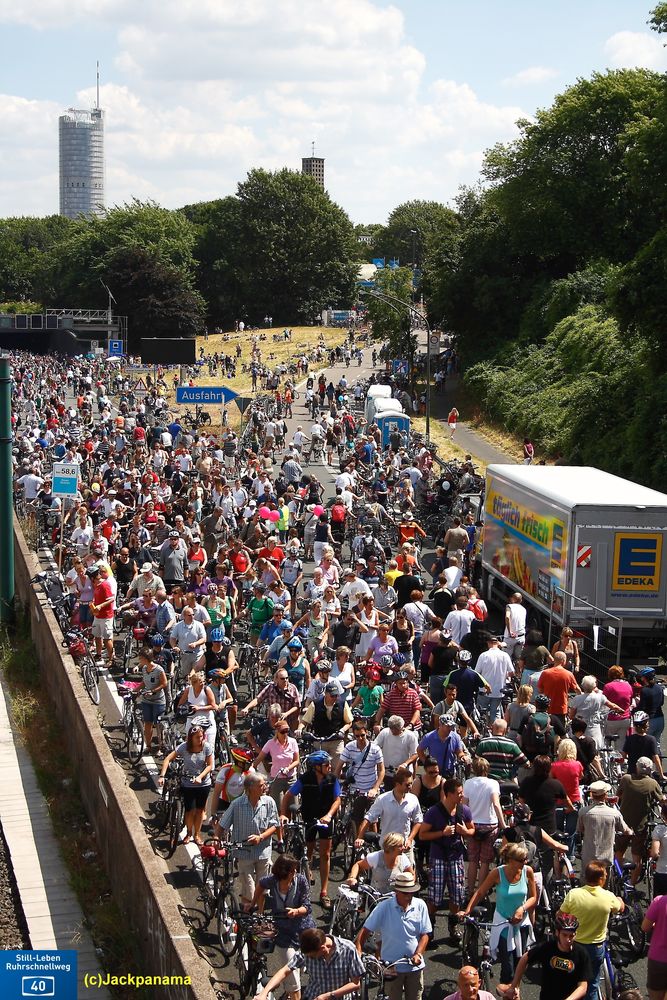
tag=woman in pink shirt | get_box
[254,721,299,811]
[602,664,634,742]
[642,892,667,1000]
[550,739,583,860]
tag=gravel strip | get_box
[0,822,31,949]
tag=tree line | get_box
[1,4,667,486]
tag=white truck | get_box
[481,465,667,659]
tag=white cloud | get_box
[502,66,559,87]
[604,30,667,71]
[0,0,528,221]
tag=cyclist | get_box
[281,750,342,911]
[209,746,256,829]
[204,628,238,729]
[502,912,591,1000]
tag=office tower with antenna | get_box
[301,140,325,188]
[59,63,106,219]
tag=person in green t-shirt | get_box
[244,583,275,643]
[351,665,385,718]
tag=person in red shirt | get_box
[257,537,285,567]
[538,651,581,724]
[89,565,116,665]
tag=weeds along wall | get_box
[13,517,217,1000]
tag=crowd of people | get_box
[11,342,667,1000]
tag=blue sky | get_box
[0,0,664,223]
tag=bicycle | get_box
[233,912,278,999]
[608,857,646,958]
[214,842,247,956]
[598,938,639,999]
[117,680,145,765]
[281,808,313,885]
[359,955,413,1000]
[331,880,388,939]
[460,906,511,992]
[63,627,100,705]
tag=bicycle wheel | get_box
[167,797,185,858]
[200,858,218,923]
[216,725,232,766]
[461,922,479,966]
[216,890,240,957]
[125,706,145,766]
[625,902,646,958]
[82,655,100,705]
[342,820,357,874]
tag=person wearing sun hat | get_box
[356,868,431,1000]
[577,778,631,872]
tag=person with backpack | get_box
[466,588,488,622]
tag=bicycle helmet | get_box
[367,666,382,684]
[458,649,472,663]
[534,693,550,711]
[210,628,225,643]
[150,632,165,647]
[392,652,407,667]
[307,750,332,767]
[632,710,650,726]
[287,637,303,650]
[230,747,254,768]
[637,667,656,679]
[207,668,227,680]
[555,913,579,932]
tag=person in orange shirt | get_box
[537,651,581,724]
[398,516,427,547]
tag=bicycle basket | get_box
[132,625,147,641]
[336,885,360,909]
[250,927,277,954]
[67,638,87,658]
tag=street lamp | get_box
[361,286,432,443]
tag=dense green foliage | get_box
[182,169,358,326]
[364,268,418,369]
[432,5,667,488]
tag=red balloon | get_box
[313,505,325,516]
[268,510,281,522]
[258,506,271,518]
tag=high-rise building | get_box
[301,155,325,188]
[59,95,105,219]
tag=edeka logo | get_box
[612,533,663,593]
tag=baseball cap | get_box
[140,562,153,573]
[325,681,342,694]
[636,756,654,776]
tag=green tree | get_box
[0,215,72,303]
[376,200,458,270]
[364,267,418,369]
[180,196,244,325]
[35,201,204,349]
[232,168,357,324]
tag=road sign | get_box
[52,462,79,497]
[109,339,123,357]
[91,340,99,350]
[576,544,592,568]
[234,396,254,414]
[176,385,238,405]
[392,359,408,376]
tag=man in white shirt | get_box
[443,596,476,645]
[444,556,462,591]
[335,467,356,491]
[340,569,372,609]
[375,716,419,783]
[503,593,527,659]
[354,766,423,862]
[475,635,514,722]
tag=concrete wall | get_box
[13,518,217,1000]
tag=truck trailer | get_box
[481,465,667,660]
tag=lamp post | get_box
[361,287,432,444]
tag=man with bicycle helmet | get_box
[205,628,238,728]
[281,750,341,911]
[622,710,664,779]
[503,912,591,1000]
[209,746,257,829]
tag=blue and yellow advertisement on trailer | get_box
[484,482,569,614]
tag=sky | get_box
[0,0,665,224]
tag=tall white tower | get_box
[59,66,105,219]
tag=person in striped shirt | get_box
[375,672,422,731]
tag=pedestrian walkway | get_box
[0,678,110,998]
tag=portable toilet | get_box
[376,413,411,449]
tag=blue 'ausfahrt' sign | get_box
[176,386,238,405]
